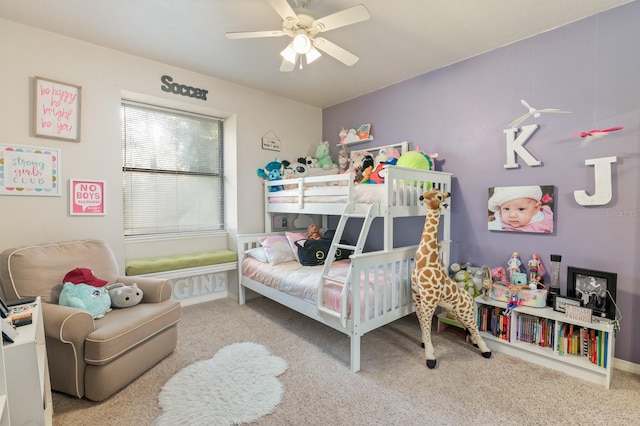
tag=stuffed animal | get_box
[368,162,388,184]
[307,224,322,240]
[257,158,290,192]
[315,141,336,170]
[293,158,309,178]
[106,283,144,308]
[59,282,112,319]
[304,156,319,169]
[338,145,349,174]
[339,127,348,144]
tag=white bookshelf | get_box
[2,297,52,425]
[474,296,615,388]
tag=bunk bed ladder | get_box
[317,202,379,326]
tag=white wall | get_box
[0,19,321,293]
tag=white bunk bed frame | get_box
[238,142,452,372]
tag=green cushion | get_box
[125,250,237,276]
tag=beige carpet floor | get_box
[52,296,640,425]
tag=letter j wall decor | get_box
[0,144,61,196]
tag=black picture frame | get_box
[553,295,581,313]
[567,266,617,320]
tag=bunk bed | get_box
[237,142,452,372]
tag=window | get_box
[121,101,224,236]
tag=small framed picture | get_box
[567,266,617,320]
[553,295,581,313]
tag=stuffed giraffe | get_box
[411,190,492,368]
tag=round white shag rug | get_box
[156,342,288,426]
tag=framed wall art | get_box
[34,76,81,142]
[567,266,617,320]
[488,184,555,234]
[69,179,105,215]
[0,144,61,196]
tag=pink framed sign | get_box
[69,179,105,215]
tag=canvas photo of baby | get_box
[488,185,555,233]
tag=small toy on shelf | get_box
[527,253,546,283]
[507,251,523,282]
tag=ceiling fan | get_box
[225,0,370,71]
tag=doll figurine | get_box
[507,252,522,283]
[527,253,546,283]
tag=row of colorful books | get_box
[477,306,510,341]
[515,314,554,348]
[558,324,609,367]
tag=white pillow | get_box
[244,247,268,263]
[258,236,296,266]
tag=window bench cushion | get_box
[125,250,237,276]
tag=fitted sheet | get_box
[241,257,406,320]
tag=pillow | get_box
[244,247,269,263]
[258,236,296,266]
[285,231,307,258]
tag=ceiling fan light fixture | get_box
[280,43,297,64]
[292,30,311,54]
[305,46,321,64]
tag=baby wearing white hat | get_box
[488,185,553,233]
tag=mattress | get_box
[241,257,408,320]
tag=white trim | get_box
[139,262,237,280]
[613,357,640,375]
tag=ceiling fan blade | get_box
[267,0,298,24]
[312,4,370,32]
[313,37,359,66]
[226,30,286,39]
[280,57,296,72]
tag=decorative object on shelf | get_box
[507,99,571,128]
[69,179,105,216]
[261,130,281,151]
[0,144,61,197]
[527,253,545,285]
[567,266,617,321]
[565,304,592,323]
[488,185,555,233]
[412,190,491,369]
[491,281,548,308]
[553,295,582,313]
[547,254,562,307]
[34,76,81,141]
[356,123,371,140]
[506,251,523,281]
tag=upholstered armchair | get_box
[0,239,182,401]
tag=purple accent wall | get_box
[323,2,640,364]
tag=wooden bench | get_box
[125,250,238,305]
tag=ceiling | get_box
[0,0,633,108]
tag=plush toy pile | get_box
[256,141,441,188]
[59,267,143,319]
